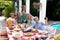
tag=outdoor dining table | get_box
[7,30,48,40]
[6,24,48,40]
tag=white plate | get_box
[12,31,23,38]
[38,30,48,34]
[24,26,32,31]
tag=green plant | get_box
[0,1,14,18]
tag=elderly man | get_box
[33,17,47,40]
[33,16,46,30]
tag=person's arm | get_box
[30,25,35,30]
[40,22,46,25]
[5,22,9,27]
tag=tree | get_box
[0,1,14,17]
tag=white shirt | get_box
[6,17,17,24]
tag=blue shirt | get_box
[33,22,46,30]
[27,19,35,25]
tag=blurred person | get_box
[33,16,46,30]
[5,13,17,27]
[44,17,54,34]
[44,17,48,25]
[20,11,27,23]
[27,14,35,26]
[17,12,22,23]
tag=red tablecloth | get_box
[6,26,48,40]
[7,32,48,40]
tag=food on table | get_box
[19,24,24,29]
[15,34,21,38]
[41,30,46,34]
[32,29,38,33]
[12,31,23,38]
[24,32,32,36]
[38,30,48,35]
[14,27,20,30]
[17,24,22,28]
[13,27,21,32]
[12,31,17,33]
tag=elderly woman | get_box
[44,17,48,25]
[27,14,35,26]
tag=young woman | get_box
[27,14,35,26]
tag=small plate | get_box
[12,31,23,38]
